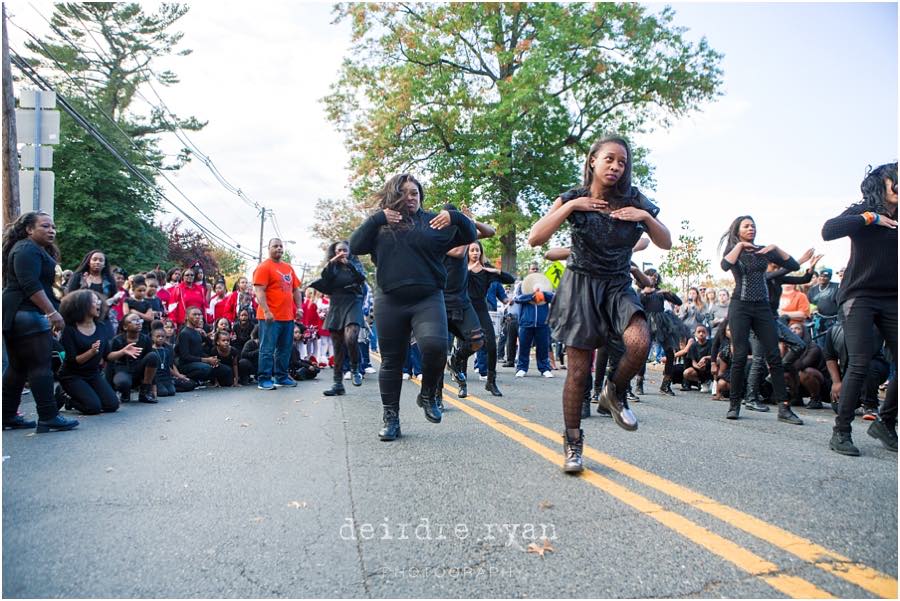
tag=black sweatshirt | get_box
[175,327,209,366]
[822,202,898,304]
[721,250,800,303]
[349,208,478,295]
[443,252,470,310]
[467,268,515,311]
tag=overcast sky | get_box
[8,1,898,280]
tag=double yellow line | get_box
[376,357,896,598]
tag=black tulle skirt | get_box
[647,310,690,350]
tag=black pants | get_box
[2,331,58,421]
[504,315,519,363]
[61,371,119,414]
[639,347,675,378]
[238,358,256,384]
[110,352,161,396]
[728,300,789,404]
[374,290,448,411]
[747,318,807,400]
[473,305,498,374]
[594,336,625,393]
[447,303,483,372]
[156,377,197,397]
[836,296,898,432]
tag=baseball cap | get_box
[820,268,833,277]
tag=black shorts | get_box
[446,302,483,344]
[549,270,644,351]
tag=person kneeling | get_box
[108,313,159,403]
[151,323,196,397]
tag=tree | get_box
[324,2,723,271]
[311,196,369,251]
[659,220,710,296]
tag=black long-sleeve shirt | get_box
[822,202,898,304]
[175,327,209,366]
[349,208,477,295]
[765,267,813,316]
[721,249,800,303]
[467,268,515,312]
[640,289,682,314]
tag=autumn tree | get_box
[659,220,710,296]
[324,2,723,271]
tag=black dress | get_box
[311,258,367,331]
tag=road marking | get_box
[442,380,897,599]
[368,353,895,597]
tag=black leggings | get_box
[374,290,448,411]
[2,330,58,421]
[61,371,119,414]
[638,347,675,378]
[728,300,788,404]
[836,296,898,432]
[110,352,161,396]
[473,305,497,374]
[331,324,360,382]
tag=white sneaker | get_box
[478,375,487,381]
[343,371,352,380]
[402,373,410,380]
[542,371,554,378]
[701,382,711,394]
[515,370,526,378]
[364,366,376,374]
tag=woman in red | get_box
[301,288,322,360]
[168,268,208,329]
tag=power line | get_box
[10,49,258,261]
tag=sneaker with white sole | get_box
[402,373,410,380]
[364,366,376,374]
[542,371,554,378]
[343,371,352,381]
[478,374,487,381]
[701,382,711,394]
[515,370,526,378]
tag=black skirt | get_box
[548,269,644,351]
[324,295,365,331]
[647,310,690,349]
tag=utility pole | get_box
[2,3,20,225]
[257,206,266,262]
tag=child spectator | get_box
[123,274,155,334]
[212,331,240,387]
[238,325,260,385]
[289,325,321,381]
[683,324,714,392]
[144,273,166,321]
[233,309,254,355]
[207,281,230,324]
[150,322,195,397]
[58,290,119,415]
[108,312,159,403]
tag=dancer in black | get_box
[636,269,685,397]
[466,240,515,396]
[529,135,672,473]
[311,241,367,396]
[349,174,477,441]
[442,208,493,400]
[718,216,803,424]
[824,162,897,455]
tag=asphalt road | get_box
[2,363,897,598]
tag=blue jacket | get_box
[514,291,554,328]
[485,280,507,311]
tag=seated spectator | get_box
[238,326,260,385]
[162,318,177,344]
[211,331,240,387]
[822,321,889,420]
[778,283,811,327]
[289,325,321,381]
[683,325,714,392]
[58,290,119,415]
[175,306,222,384]
[150,322,196,397]
[144,272,166,321]
[233,309,254,355]
[123,274,155,334]
[207,281,230,325]
[711,324,733,401]
[784,322,825,409]
[108,312,159,404]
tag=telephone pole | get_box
[257,206,266,262]
[2,3,20,225]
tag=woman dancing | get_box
[311,240,368,396]
[528,135,672,473]
[823,162,897,456]
[349,174,477,441]
[718,216,803,425]
[635,268,686,396]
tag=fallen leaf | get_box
[24,432,36,438]
[250,516,265,523]
[164,409,173,413]
[105,467,115,473]
[240,422,251,428]
[538,501,554,510]
[224,417,232,422]
[287,501,308,509]
[159,435,168,440]
[526,538,555,558]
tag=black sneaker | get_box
[806,399,824,410]
[36,415,79,433]
[3,415,36,430]
[744,399,770,412]
[777,404,803,425]
[867,419,898,452]
[830,430,860,456]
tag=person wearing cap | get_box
[806,266,840,338]
[513,270,556,379]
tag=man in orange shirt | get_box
[253,238,303,390]
[778,283,811,327]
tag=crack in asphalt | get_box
[341,399,372,598]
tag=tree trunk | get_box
[501,227,517,274]
[2,3,20,226]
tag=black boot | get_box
[598,380,638,431]
[563,429,584,474]
[626,384,640,403]
[777,403,803,425]
[35,414,79,433]
[744,397,770,412]
[485,371,502,397]
[3,415,36,430]
[416,387,442,423]
[581,390,591,419]
[634,376,645,396]
[378,405,401,441]
[830,428,859,456]
[726,399,741,420]
[867,418,898,452]
[660,377,675,396]
[323,381,346,396]
[138,383,158,404]
[449,354,467,398]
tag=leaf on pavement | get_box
[538,501,554,510]
[159,435,168,440]
[526,538,555,558]
[105,467,115,473]
[240,422,251,428]
[250,516,265,523]
[24,432,36,438]
[224,417,233,421]
[287,501,308,509]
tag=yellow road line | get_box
[440,390,833,599]
[440,380,897,599]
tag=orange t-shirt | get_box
[779,288,810,326]
[253,259,300,321]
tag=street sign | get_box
[18,89,56,109]
[15,109,60,144]
[18,170,54,215]
[20,146,53,169]
[544,261,565,288]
